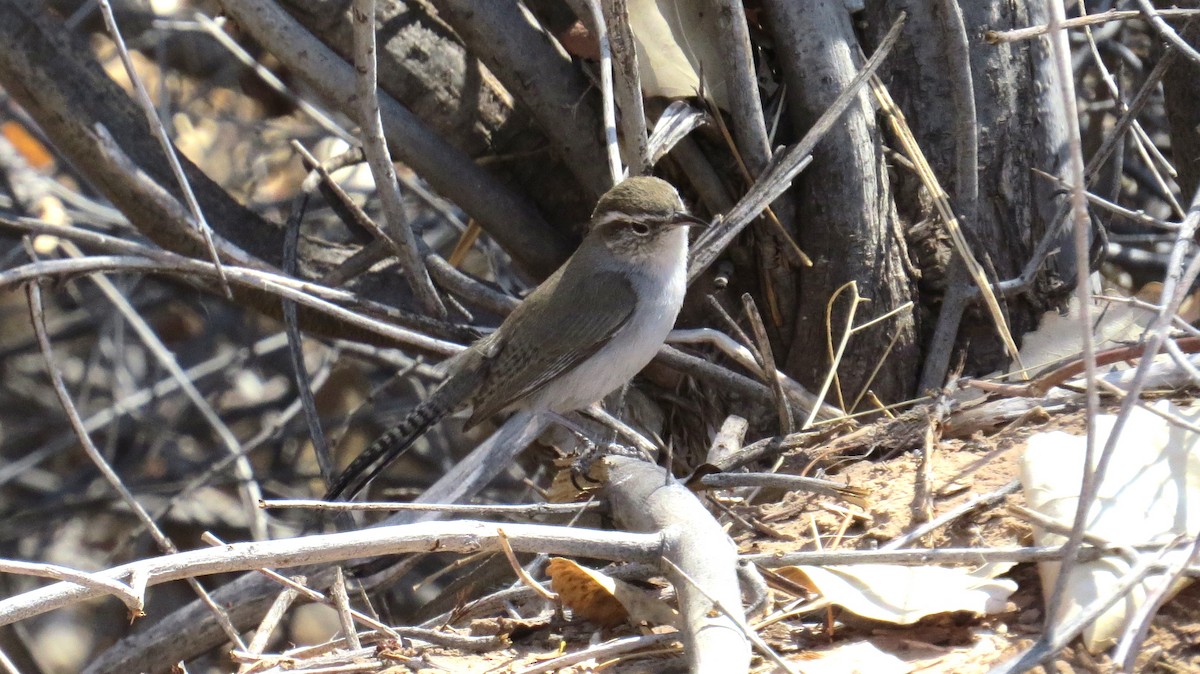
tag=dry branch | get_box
[0,520,664,627]
[218,0,572,277]
[604,456,750,673]
[429,0,610,195]
[350,0,445,317]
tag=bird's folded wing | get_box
[465,269,636,427]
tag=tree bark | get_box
[276,0,602,228]
[1156,6,1200,200]
[764,0,919,406]
[863,0,1073,384]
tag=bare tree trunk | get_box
[764,0,919,407]
[863,0,1073,387]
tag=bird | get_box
[326,176,704,501]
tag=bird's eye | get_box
[630,222,651,236]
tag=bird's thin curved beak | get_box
[672,212,710,229]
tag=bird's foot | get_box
[568,431,639,478]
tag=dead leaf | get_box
[1013,294,1156,375]
[628,0,729,109]
[1021,400,1200,651]
[777,563,1015,625]
[794,640,912,674]
[546,557,678,628]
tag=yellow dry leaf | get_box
[628,0,729,109]
[546,558,679,628]
[547,557,628,628]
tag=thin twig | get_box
[96,0,230,297]
[985,8,1200,42]
[56,240,269,540]
[280,187,336,486]
[807,282,863,428]
[745,544,1196,569]
[742,293,793,434]
[967,336,1200,398]
[697,473,865,504]
[601,0,649,174]
[496,528,557,601]
[192,13,353,144]
[262,498,596,515]
[238,582,300,673]
[1134,0,1200,66]
[0,252,465,357]
[350,0,444,317]
[1032,168,1177,230]
[1114,535,1200,671]
[330,568,362,650]
[25,281,246,649]
[576,0,623,183]
[883,479,1021,551]
[510,633,679,674]
[912,404,938,524]
[0,559,142,615]
[0,645,21,674]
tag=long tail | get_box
[325,395,452,501]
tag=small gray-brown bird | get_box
[326,177,703,500]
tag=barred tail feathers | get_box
[325,397,451,501]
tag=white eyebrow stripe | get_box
[590,211,627,227]
[591,210,683,227]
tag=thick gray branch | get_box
[428,0,610,196]
[221,0,573,277]
[604,457,750,673]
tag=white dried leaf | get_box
[1012,294,1156,375]
[1021,400,1200,651]
[628,0,729,109]
[780,563,1015,625]
[793,640,911,674]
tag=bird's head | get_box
[587,177,706,262]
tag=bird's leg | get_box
[583,404,658,460]
[567,429,603,485]
[554,418,643,488]
[606,383,631,448]
[546,411,642,462]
